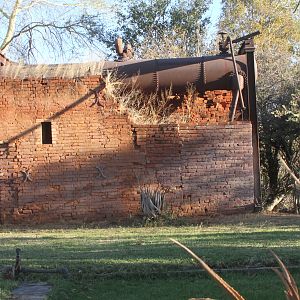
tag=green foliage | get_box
[87,0,211,58]
[220,0,300,54]
[220,0,300,207]
[0,280,18,300]
[273,90,300,123]
[259,82,300,204]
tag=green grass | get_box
[48,272,300,300]
[0,213,299,299]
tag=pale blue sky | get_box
[1,0,222,63]
[207,0,222,34]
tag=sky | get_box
[0,0,223,64]
[206,0,222,35]
[204,0,222,49]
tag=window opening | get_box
[42,122,52,144]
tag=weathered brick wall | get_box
[0,75,254,224]
[173,90,234,124]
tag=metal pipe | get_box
[228,37,246,109]
[230,90,239,122]
[232,31,260,44]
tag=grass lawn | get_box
[0,213,299,299]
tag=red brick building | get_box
[0,53,259,224]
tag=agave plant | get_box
[140,186,164,218]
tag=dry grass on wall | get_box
[103,73,233,125]
[103,72,180,124]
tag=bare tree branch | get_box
[279,155,300,185]
[20,0,106,10]
[0,7,10,19]
[1,19,91,51]
[0,0,109,62]
[294,1,300,12]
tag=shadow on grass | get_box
[0,229,299,278]
[1,226,299,300]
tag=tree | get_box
[0,0,107,62]
[85,0,211,58]
[219,0,300,209]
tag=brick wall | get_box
[0,75,254,224]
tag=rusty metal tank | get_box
[103,54,248,93]
[1,32,260,94]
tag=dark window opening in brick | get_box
[42,122,52,144]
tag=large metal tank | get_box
[103,54,247,93]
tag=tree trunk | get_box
[1,0,23,52]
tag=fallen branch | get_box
[170,238,245,300]
[279,155,300,186]
[265,194,285,212]
[270,250,300,300]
